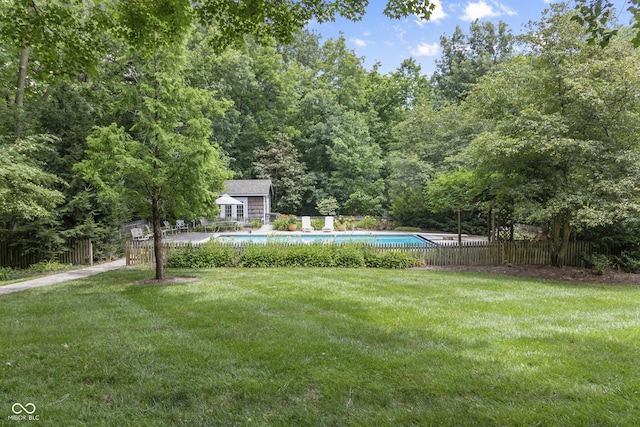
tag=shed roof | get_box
[224,179,272,196]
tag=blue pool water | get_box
[214,233,434,247]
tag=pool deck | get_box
[163,226,487,244]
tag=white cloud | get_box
[460,1,517,21]
[351,38,368,47]
[414,0,447,26]
[410,42,440,57]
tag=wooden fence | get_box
[126,241,207,266]
[413,240,598,266]
[0,240,93,268]
[126,239,605,267]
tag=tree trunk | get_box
[550,212,572,267]
[15,47,29,108]
[457,208,462,245]
[152,194,164,280]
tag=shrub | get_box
[363,249,422,269]
[167,243,234,268]
[394,226,422,232]
[272,218,289,231]
[582,253,611,275]
[0,267,15,281]
[311,219,324,230]
[355,216,378,230]
[250,220,263,229]
[240,245,284,267]
[167,242,420,269]
[334,246,365,268]
[613,250,640,273]
[28,261,69,274]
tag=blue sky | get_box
[305,0,631,76]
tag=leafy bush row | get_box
[0,261,71,282]
[166,242,422,269]
[582,250,640,274]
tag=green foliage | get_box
[316,197,339,216]
[272,218,289,231]
[166,242,235,268]
[464,5,640,265]
[167,243,421,269]
[0,261,70,282]
[431,20,514,104]
[333,245,365,267]
[311,219,325,230]
[0,267,14,281]
[612,251,640,274]
[582,253,612,275]
[394,226,422,232]
[355,216,379,230]
[250,219,262,229]
[363,249,422,269]
[0,135,64,221]
[254,132,309,212]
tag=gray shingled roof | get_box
[224,180,272,196]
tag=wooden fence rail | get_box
[0,239,93,268]
[126,240,606,267]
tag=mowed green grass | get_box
[1,268,639,426]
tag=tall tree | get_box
[431,20,513,104]
[465,4,640,266]
[389,102,484,227]
[573,0,640,47]
[77,25,230,279]
[253,133,309,212]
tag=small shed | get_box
[222,180,273,224]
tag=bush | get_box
[394,226,422,232]
[28,261,69,274]
[272,219,289,231]
[355,216,378,230]
[167,242,421,269]
[582,253,612,275]
[0,267,15,281]
[167,243,234,268]
[363,249,422,269]
[311,219,324,230]
[613,250,640,273]
[240,245,285,267]
[334,245,365,268]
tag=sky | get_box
[305,0,632,76]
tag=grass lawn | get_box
[1,268,639,426]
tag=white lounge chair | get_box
[175,219,188,233]
[322,216,334,232]
[130,227,149,241]
[301,216,313,232]
[200,218,213,232]
[144,224,158,238]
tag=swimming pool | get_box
[214,233,434,247]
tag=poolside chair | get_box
[322,216,334,232]
[175,219,188,233]
[162,220,174,235]
[301,216,314,232]
[200,218,213,232]
[144,224,157,238]
[130,227,149,241]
